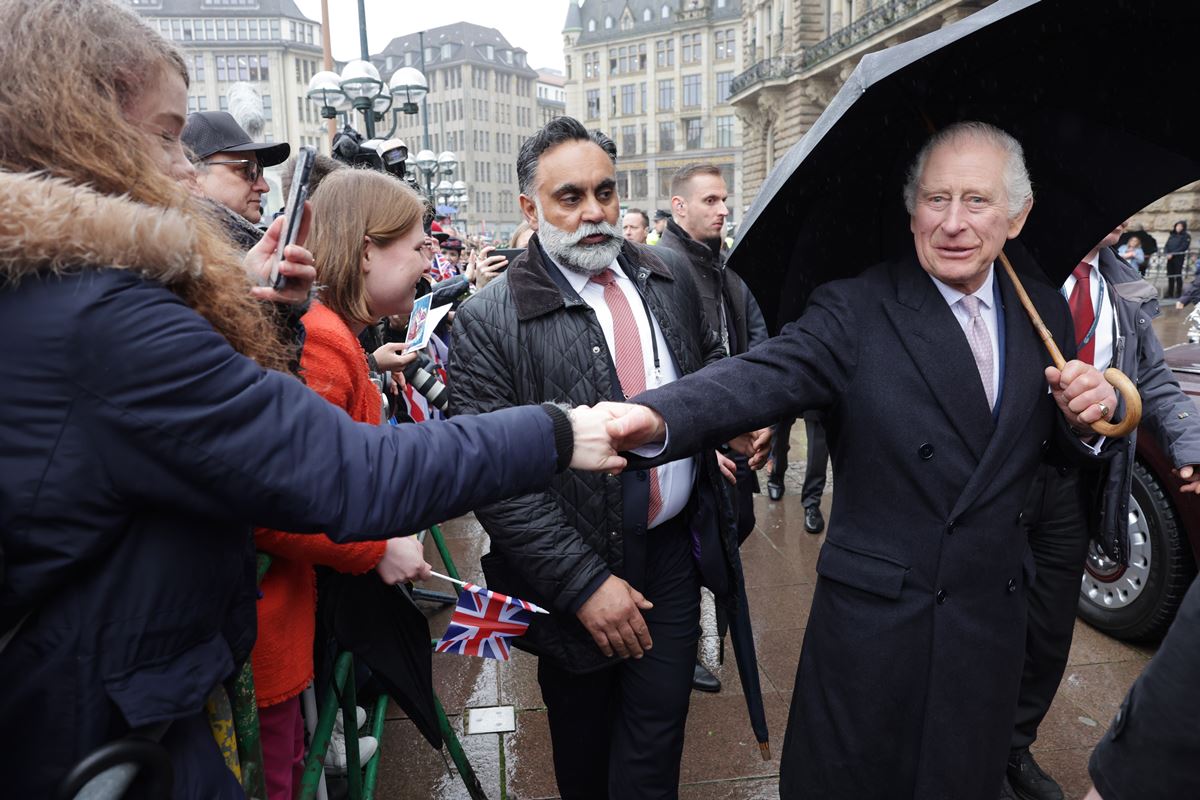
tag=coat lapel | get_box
[949,265,1047,518]
[882,256,993,462]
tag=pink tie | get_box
[590,269,663,524]
[960,295,996,410]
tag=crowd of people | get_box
[3,2,1200,800]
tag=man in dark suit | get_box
[1003,225,1200,800]
[603,121,1120,799]
[448,116,743,799]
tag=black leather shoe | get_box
[997,776,1019,800]
[803,506,825,534]
[692,662,721,693]
[767,480,784,501]
[1006,748,1063,800]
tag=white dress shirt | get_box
[553,256,697,529]
[1061,253,1119,371]
[930,265,1001,404]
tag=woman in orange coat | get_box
[253,169,434,799]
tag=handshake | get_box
[565,402,772,473]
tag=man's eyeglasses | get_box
[205,158,262,184]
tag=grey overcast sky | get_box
[293,0,569,72]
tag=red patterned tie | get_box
[590,269,663,524]
[1068,262,1096,366]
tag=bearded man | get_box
[448,116,744,800]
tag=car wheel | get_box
[1077,461,1197,642]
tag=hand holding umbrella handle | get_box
[999,252,1142,438]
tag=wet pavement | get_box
[375,304,1193,800]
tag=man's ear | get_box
[519,194,538,229]
[1007,198,1033,239]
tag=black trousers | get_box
[1011,465,1091,750]
[769,412,829,509]
[1167,254,1186,298]
[537,517,701,800]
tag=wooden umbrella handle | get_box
[998,252,1142,438]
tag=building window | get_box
[714,29,727,60]
[219,95,229,111]
[716,71,732,103]
[441,43,453,59]
[192,55,205,82]
[631,169,648,199]
[643,8,651,21]
[610,86,617,116]
[681,33,703,64]
[659,121,675,152]
[262,94,272,120]
[685,117,703,149]
[622,125,637,155]
[655,38,674,68]
[586,89,600,119]
[658,167,674,197]
[682,74,701,108]
[657,79,674,111]
[640,81,647,113]
[605,15,613,29]
[716,116,734,147]
[621,84,636,115]
[719,163,736,194]
[588,19,596,32]
[661,4,670,19]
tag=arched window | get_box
[661,5,670,20]
[643,8,651,21]
[588,18,596,31]
[605,15,613,29]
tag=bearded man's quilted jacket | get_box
[448,235,738,673]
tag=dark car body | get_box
[1078,342,1200,640]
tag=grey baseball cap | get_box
[181,111,290,166]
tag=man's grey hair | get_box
[516,115,617,197]
[902,121,1034,220]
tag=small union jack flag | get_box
[435,583,548,661]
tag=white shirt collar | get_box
[544,250,622,295]
[929,263,996,309]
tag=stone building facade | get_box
[562,0,745,220]
[729,0,1200,248]
[376,23,541,238]
[127,0,329,156]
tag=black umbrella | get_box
[733,0,1200,340]
[715,563,772,760]
[1118,228,1158,257]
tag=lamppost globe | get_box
[436,151,458,176]
[306,70,350,113]
[339,59,383,102]
[415,149,438,174]
[372,82,393,114]
[389,66,428,114]
[452,180,467,194]
[435,179,453,196]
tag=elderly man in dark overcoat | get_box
[603,121,1121,800]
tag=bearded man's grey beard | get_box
[536,204,624,275]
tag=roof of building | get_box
[568,0,741,43]
[127,0,315,20]
[376,22,538,77]
[537,68,567,87]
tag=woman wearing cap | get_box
[0,2,621,797]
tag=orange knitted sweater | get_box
[251,302,387,707]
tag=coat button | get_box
[637,470,647,482]
[936,589,947,604]
[609,530,618,538]
[918,443,934,460]
[592,345,602,354]
[947,518,957,534]
[1008,579,1018,593]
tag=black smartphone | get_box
[491,247,525,270]
[269,145,315,290]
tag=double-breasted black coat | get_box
[634,253,1111,799]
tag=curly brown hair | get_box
[0,0,291,372]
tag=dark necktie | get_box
[1068,262,1096,366]
[590,269,663,524]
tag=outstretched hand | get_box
[568,404,628,474]
[594,401,667,452]
[1045,360,1119,433]
[245,203,316,304]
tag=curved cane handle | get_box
[1090,367,1141,438]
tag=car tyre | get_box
[1078,461,1197,642]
